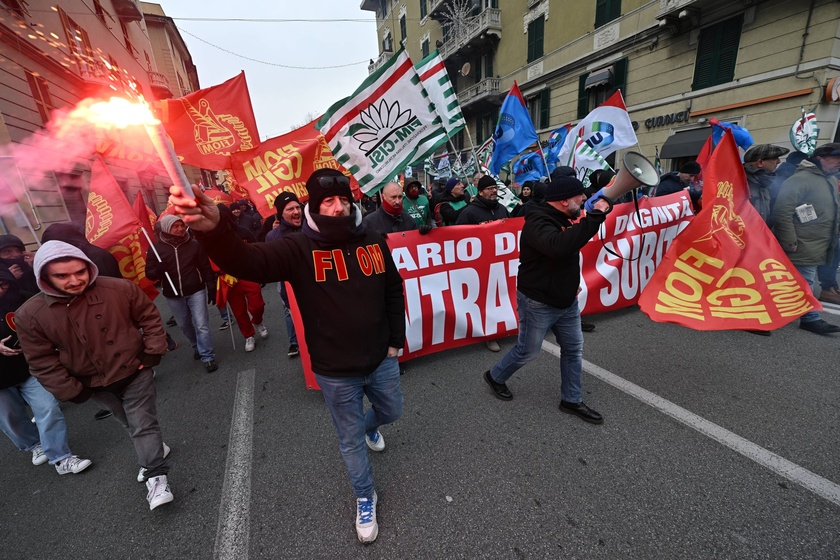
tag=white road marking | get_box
[213,369,256,560]
[541,341,840,507]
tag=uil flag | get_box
[157,72,260,171]
[488,82,538,176]
[638,131,820,331]
[545,124,572,171]
[415,50,465,137]
[559,90,637,167]
[513,152,546,184]
[317,49,448,194]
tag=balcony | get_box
[439,8,501,62]
[656,0,730,20]
[148,71,173,100]
[427,0,448,20]
[112,0,143,22]
[367,50,394,75]
[458,78,501,114]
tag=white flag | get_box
[415,50,466,137]
[558,90,637,167]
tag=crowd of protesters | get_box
[2,141,840,541]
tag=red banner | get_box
[86,157,158,300]
[638,131,820,329]
[203,187,233,206]
[157,72,260,170]
[230,121,361,218]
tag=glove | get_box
[584,188,608,213]
[69,387,94,404]
[207,288,217,306]
[419,224,433,235]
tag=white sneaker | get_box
[255,323,268,339]
[245,336,256,352]
[146,475,174,510]
[365,430,385,452]
[55,455,92,475]
[355,492,378,543]
[137,443,171,482]
[31,444,48,466]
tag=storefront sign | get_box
[644,110,690,129]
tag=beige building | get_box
[0,0,200,248]
[362,0,840,175]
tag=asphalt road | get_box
[2,287,839,559]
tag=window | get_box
[473,53,493,81]
[595,0,621,28]
[527,16,544,63]
[484,52,493,80]
[421,39,429,58]
[55,173,87,225]
[420,0,427,19]
[121,21,135,57]
[58,8,95,76]
[108,56,124,89]
[383,32,393,52]
[378,0,388,18]
[3,0,30,19]
[93,0,111,25]
[400,15,407,43]
[577,58,627,118]
[527,88,550,130]
[25,71,54,125]
[693,15,742,91]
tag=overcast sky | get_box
[162,1,379,140]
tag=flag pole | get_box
[535,139,551,179]
[140,227,179,296]
[462,126,481,177]
[446,138,469,182]
[226,301,236,350]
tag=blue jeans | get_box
[278,282,297,346]
[491,291,584,403]
[795,265,821,323]
[0,376,72,464]
[167,289,215,362]
[817,240,840,291]
[315,356,403,499]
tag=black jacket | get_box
[145,231,215,298]
[655,172,700,203]
[197,208,405,377]
[435,192,469,226]
[0,267,32,389]
[362,206,418,236]
[456,196,509,225]
[41,223,123,279]
[517,203,607,309]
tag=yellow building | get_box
[362,0,840,174]
[0,0,201,247]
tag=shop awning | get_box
[584,67,613,89]
[659,127,712,159]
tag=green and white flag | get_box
[317,49,448,194]
[569,137,613,189]
[414,50,465,137]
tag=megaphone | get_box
[601,151,661,201]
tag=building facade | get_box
[361,0,840,176]
[0,0,200,247]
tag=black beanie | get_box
[274,191,300,217]
[679,161,701,175]
[477,175,497,191]
[545,175,585,201]
[305,169,353,214]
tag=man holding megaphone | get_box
[483,175,611,424]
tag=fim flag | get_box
[488,82,538,176]
[638,130,820,331]
[415,50,465,136]
[317,49,448,194]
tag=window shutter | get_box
[485,53,493,79]
[539,88,550,129]
[692,28,717,90]
[595,0,608,28]
[420,0,427,19]
[535,16,544,60]
[715,15,742,84]
[577,75,589,119]
[527,20,536,62]
[611,57,628,97]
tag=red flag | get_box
[203,187,233,205]
[694,135,713,184]
[86,157,158,300]
[131,193,156,237]
[231,120,360,218]
[638,130,820,330]
[156,72,260,170]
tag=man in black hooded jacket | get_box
[456,175,510,225]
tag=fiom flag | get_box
[638,131,820,330]
[414,50,465,137]
[559,90,637,166]
[488,82,537,176]
[86,157,158,300]
[131,192,156,237]
[157,72,260,170]
[317,49,448,194]
[202,187,233,206]
[232,120,360,218]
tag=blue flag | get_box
[545,124,572,171]
[488,82,538,176]
[513,152,546,184]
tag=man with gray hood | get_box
[15,241,174,510]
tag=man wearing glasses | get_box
[167,169,405,544]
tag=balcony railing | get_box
[459,78,500,109]
[439,8,502,61]
[112,0,143,22]
[147,71,173,99]
[656,0,727,19]
[367,51,394,75]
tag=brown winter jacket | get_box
[16,241,167,402]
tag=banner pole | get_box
[140,227,179,296]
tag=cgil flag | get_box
[638,130,820,331]
[558,90,637,167]
[156,72,260,171]
[317,49,448,194]
[488,82,538,176]
[414,50,465,137]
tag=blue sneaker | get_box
[365,430,385,452]
[355,492,378,543]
